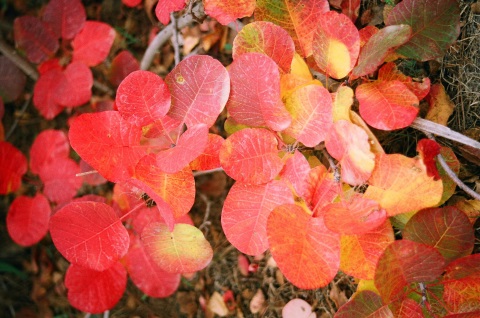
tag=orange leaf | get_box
[378,62,430,100]
[304,165,340,216]
[267,204,340,289]
[426,83,455,126]
[204,0,255,25]
[364,154,443,216]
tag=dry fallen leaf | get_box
[249,289,267,314]
[207,291,229,317]
[282,298,316,318]
[329,284,348,309]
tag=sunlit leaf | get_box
[312,11,359,79]
[69,111,147,182]
[204,0,255,25]
[189,134,224,171]
[340,220,394,280]
[7,194,51,246]
[255,0,330,57]
[385,0,460,61]
[123,234,180,298]
[141,223,213,273]
[30,129,69,175]
[283,84,332,147]
[403,207,474,263]
[33,68,63,119]
[378,62,430,100]
[233,21,295,73]
[332,86,354,122]
[279,150,310,197]
[335,290,394,318]
[39,158,82,203]
[267,204,340,289]
[14,16,58,63]
[166,55,230,128]
[116,70,170,127]
[0,141,27,195]
[374,240,445,303]
[304,165,340,216]
[50,202,130,271]
[364,154,443,216]
[53,62,93,108]
[222,180,294,255]
[72,21,116,66]
[43,0,86,40]
[351,25,411,79]
[155,0,186,24]
[226,53,291,131]
[220,128,283,184]
[65,263,127,314]
[325,120,375,185]
[357,80,419,130]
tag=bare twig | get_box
[321,148,340,183]
[170,13,181,65]
[198,193,212,232]
[5,95,31,141]
[141,2,205,70]
[423,132,480,201]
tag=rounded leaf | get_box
[108,50,140,87]
[65,263,127,314]
[72,21,116,66]
[279,150,311,197]
[50,202,130,271]
[7,194,51,246]
[141,223,213,273]
[166,55,230,128]
[0,141,27,194]
[33,68,64,119]
[335,291,394,318]
[204,0,255,25]
[54,62,93,107]
[155,0,186,24]
[282,299,316,318]
[30,129,70,175]
[189,133,224,171]
[219,128,284,185]
[116,70,171,127]
[222,180,294,255]
[14,16,58,63]
[39,157,82,203]
[43,0,86,40]
[267,204,340,289]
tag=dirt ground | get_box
[1,0,479,317]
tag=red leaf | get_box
[204,0,255,25]
[39,157,82,203]
[155,124,209,173]
[79,160,107,186]
[0,141,27,194]
[131,205,193,235]
[72,21,116,66]
[312,11,360,79]
[30,129,70,175]
[33,68,64,119]
[50,202,130,271]
[43,0,86,40]
[279,150,311,197]
[267,204,340,289]
[142,222,213,273]
[283,84,332,147]
[335,291,394,318]
[391,298,424,318]
[7,194,51,246]
[65,263,127,314]
[155,0,186,25]
[356,80,419,130]
[374,240,445,303]
[108,50,140,87]
[222,180,294,255]
[403,207,474,263]
[116,70,171,127]
[189,133,224,171]
[14,16,58,63]
[351,25,412,79]
[166,55,230,128]
[325,120,375,185]
[232,21,295,73]
[54,62,93,107]
[416,139,441,180]
[227,53,291,131]
[304,165,340,216]
[0,56,27,103]
[219,128,284,185]
[123,0,142,7]
[324,194,387,235]
[378,62,431,100]
[385,0,460,61]
[123,234,180,297]
[69,111,147,182]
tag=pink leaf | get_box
[0,141,27,195]
[155,0,186,25]
[50,202,130,271]
[7,194,51,246]
[65,262,127,314]
[116,70,171,127]
[222,180,294,255]
[69,111,147,182]
[30,129,70,175]
[219,128,284,185]
[39,157,82,203]
[14,16,58,63]
[282,299,316,318]
[43,0,86,40]
[54,62,93,107]
[72,21,116,66]
[226,53,291,131]
[166,55,230,128]
[279,150,311,197]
